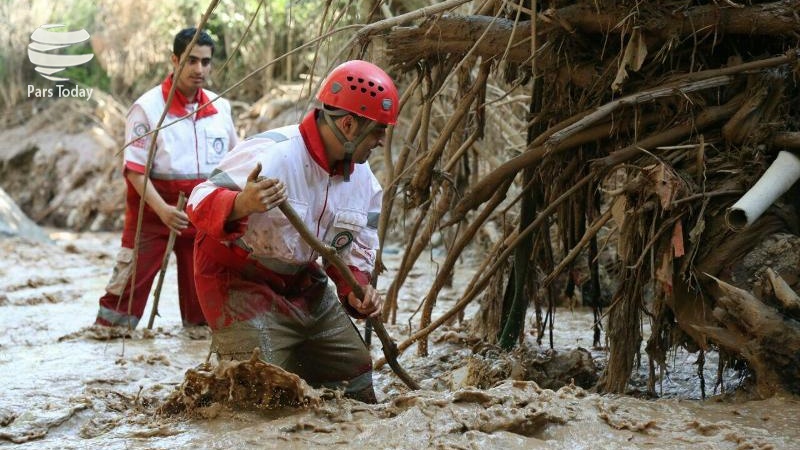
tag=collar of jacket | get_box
[161,74,218,119]
[299,109,355,177]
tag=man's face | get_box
[171,45,212,98]
[346,119,387,164]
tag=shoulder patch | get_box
[131,122,150,148]
[246,131,289,142]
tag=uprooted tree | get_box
[346,0,800,397]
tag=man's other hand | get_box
[347,284,383,318]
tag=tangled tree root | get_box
[158,348,320,417]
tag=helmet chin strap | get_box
[322,111,377,182]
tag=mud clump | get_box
[158,348,320,418]
[383,381,572,442]
[0,408,16,426]
[57,325,157,342]
[454,344,598,390]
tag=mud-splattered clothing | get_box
[187,109,380,401]
[96,75,237,328]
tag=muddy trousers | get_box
[211,284,376,403]
[95,230,205,328]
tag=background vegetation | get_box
[0,0,430,113]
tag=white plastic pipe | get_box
[726,150,800,231]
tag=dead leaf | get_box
[672,220,685,258]
[656,249,674,295]
[645,164,681,210]
[611,196,627,233]
[612,27,648,92]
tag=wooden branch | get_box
[376,173,595,369]
[385,187,454,332]
[355,0,474,41]
[702,273,800,397]
[147,192,186,330]
[447,112,662,226]
[385,2,800,68]
[595,94,746,168]
[547,51,794,152]
[773,132,800,149]
[417,177,513,356]
[387,15,532,69]
[546,75,732,151]
[540,207,613,288]
[766,268,800,317]
[276,201,420,390]
[384,200,431,324]
[409,63,489,205]
[545,1,800,40]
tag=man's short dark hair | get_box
[173,27,215,58]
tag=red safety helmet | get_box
[317,60,399,125]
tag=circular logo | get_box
[134,122,149,137]
[331,231,353,250]
[212,137,224,155]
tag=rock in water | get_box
[0,187,49,243]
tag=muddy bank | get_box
[1,230,799,449]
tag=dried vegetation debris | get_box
[451,344,598,391]
[366,0,800,397]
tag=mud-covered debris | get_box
[5,276,70,292]
[454,345,598,390]
[178,325,211,341]
[79,415,120,439]
[158,348,320,417]
[10,291,80,306]
[0,402,89,444]
[132,353,171,366]
[0,407,16,426]
[58,325,159,342]
[597,402,658,433]
[382,381,571,440]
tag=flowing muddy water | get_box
[1,230,798,449]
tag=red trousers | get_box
[96,179,205,328]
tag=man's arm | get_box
[122,105,187,234]
[126,170,188,234]
[187,160,285,240]
[325,174,383,318]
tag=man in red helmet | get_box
[187,60,399,403]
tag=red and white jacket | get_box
[125,75,238,180]
[122,75,238,237]
[188,110,381,299]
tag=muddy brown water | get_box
[1,230,799,449]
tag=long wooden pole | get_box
[276,201,420,390]
[146,192,187,329]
